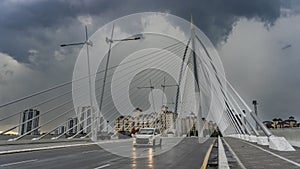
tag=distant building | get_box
[208,120,218,133]
[19,109,40,135]
[114,106,178,135]
[115,115,132,132]
[133,108,142,117]
[67,117,78,134]
[77,106,93,134]
[272,118,283,128]
[177,112,197,136]
[263,121,273,129]
[264,116,298,129]
[165,110,177,131]
[54,126,66,135]
[285,116,297,128]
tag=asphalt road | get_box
[0,137,215,169]
[224,137,300,169]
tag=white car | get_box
[133,128,162,147]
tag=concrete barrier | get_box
[245,135,250,141]
[249,135,257,143]
[257,136,269,145]
[236,134,241,138]
[265,128,300,147]
[269,136,295,151]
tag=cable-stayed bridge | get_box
[0,14,299,169]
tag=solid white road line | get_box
[243,141,300,167]
[81,150,102,154]
[0,159,38,167]
[223,138,247,169]
[94,164,111,169]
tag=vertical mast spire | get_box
[190,14,203,138]
[190,14,194,31]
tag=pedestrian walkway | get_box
[224,137,300,169]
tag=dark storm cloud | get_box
[0,0,281,64]
[0,0,291,131]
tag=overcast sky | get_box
[1,0,300,128]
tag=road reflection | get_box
[148,148,153,169]
[132,147,137,169]
[131,147,155,169]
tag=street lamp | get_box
[161,83,179,130]
[107,120,109,133]
[61,25,97,141]
[137,80,155,109]
[252,100,259,130]
[105,34,143,44]
[137,80,157,127]
[98,25,144,136]
[60,40,93,47]
[98,24,144,119]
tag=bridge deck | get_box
[224,137,300,169]
[0,138,214,169]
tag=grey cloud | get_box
[0,0,293,130]
[280,0,300,15]
[219,16,300,121]
[0,0,282,65]
[4,70,14,76]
